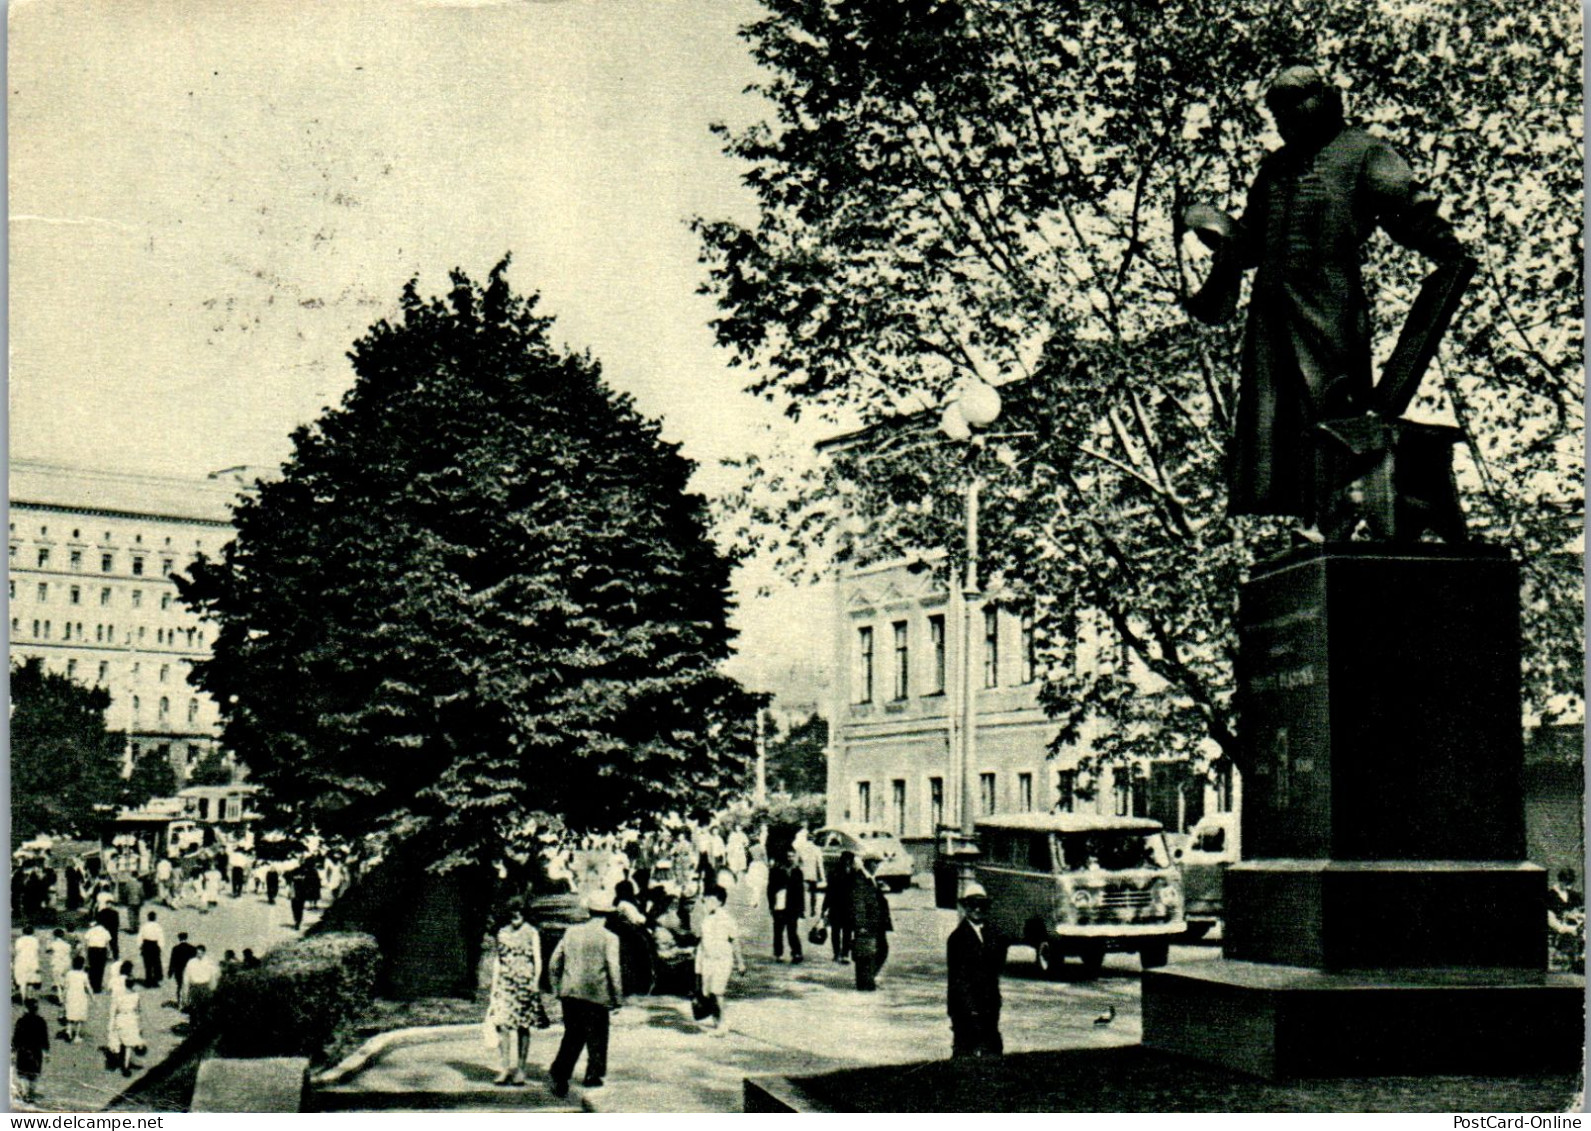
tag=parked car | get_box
[814,825,916,891]
[973,813,1185,976]
[1173,812,1240,934]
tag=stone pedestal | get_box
[1141,545,1584,1078]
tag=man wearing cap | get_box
[547,891,625,1097]
[947,883,1006,1058]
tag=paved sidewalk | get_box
[318,880,1153,1113]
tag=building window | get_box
[131,590,142,608]
[36,548,49,568]
[161,558,173,576]
[857,781,872,825]
[132,695,141,716]
[10,617,17,636]
[95,625,103,642]
[138,626,146,642]
[979,772,997,816]
[100,587,111,606]
[855,626,875,704]
[6,580,12,599]
[1018,772,1034,812]
[42,621,50,639]
[31,620,39,638]
[66,659,77,678]
[983,608,999,689]
[929,777,944,830]
[1113,769,1148,818]
[158,696,170,720]
[891,779,907,836]
[37,583,47,602]
[132,556,145,576]
[892,621,909,700]
[187,699,199,723]
[101,553,113,572]
[198,798,210,820]
[927,614,946,694]
[98,662,109,683]
[1214,760,1236,814]
[69,550,82,570]
[8,545,16,563]
[1021,614,1037,684]
[187,745,200,766]
[69,585,81,605]
[160,594,170,611]
[160,664,170,683]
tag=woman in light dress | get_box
[484,902,541,1086]
[202,867,222,909]
[12,926,42,1003]
[106,961,144,1077]
[62,955,90,1043]
[692,885,745,1037]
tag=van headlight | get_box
[1155,883,1180,908]
[1072,888,1096,909]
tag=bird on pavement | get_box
[1092,1005,1116,1026]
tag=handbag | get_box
[807,922,829,946]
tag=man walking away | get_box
[767,848,805,963]
[138,912,165,988]
[12,998,50,1103]
[849,857,893,991]
[83,920,112,995]
[265,866,280,905]
[547,892,624,1097]
[794,828,825,917]
[947,883,1005,1058]
[167,933,197,1003]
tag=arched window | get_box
[187,699,199,723]
[158,696,170,719]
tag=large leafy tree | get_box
[178,260,759,869]
[11,659,125,849]
[121,749,180,809]
[699,0,1582,775]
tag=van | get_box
[1174,812,1240,931]
[974,813,1185,976]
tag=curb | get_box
[313,1024,478,1087]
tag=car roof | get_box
[820,825,899,838]
[975,813,1165,834]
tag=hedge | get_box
[211,931,380,1062]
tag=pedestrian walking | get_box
[823,851,857,963]
[547,892,624,1097]
[849,856,893,991]
[155,858,174,907]
[289,864,312,929]
[106,962,144,1078]
[265,866,280,905]
[794,828,825,917]
[138,912,165,988]
[202,866,222,910]
[47,929,72,1004]
[13,926,43,1004]
[94,894,122,963]
[767,848,805,963]
[61,955,90,1043]
[692,885,746,1035]
[83,921,112,994]
[167,933,197,1000]
[12,998,50,1103]
[180,946,218,1019]
[485,901,542,1086]
[947,883,1005,1058]
[726,826,750,879]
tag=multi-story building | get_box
[8,460,248,778]
[825,554,1239,867]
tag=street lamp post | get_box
[939,380,1002,844]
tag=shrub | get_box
[213,931,380,1064]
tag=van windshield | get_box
[1057,831,1169,872]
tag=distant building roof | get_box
[9,460,254,525]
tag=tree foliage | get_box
[185,747,235,788]
[699,0,1583,772]
[11,658,124,849]
[768,711,829,795]
[177,260,760,869]
[121,748,180,809]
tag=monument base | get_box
[1142,961,1585,1079]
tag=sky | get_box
[8,0,835,701]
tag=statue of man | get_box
[1184,64,1467,538]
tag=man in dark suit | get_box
[947,883,1005,1058]
[767,848,806,963]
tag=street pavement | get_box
[11,886,323,1112]
[322,875,1215,1113]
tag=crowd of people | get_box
[9,836,355,1103]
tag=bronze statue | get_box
[1183,64,1475,542]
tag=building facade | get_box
[8,460,246,778]
[826,556,1238,865]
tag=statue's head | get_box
[1265,63,1344,145]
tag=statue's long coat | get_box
[1227,126,1461,520]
